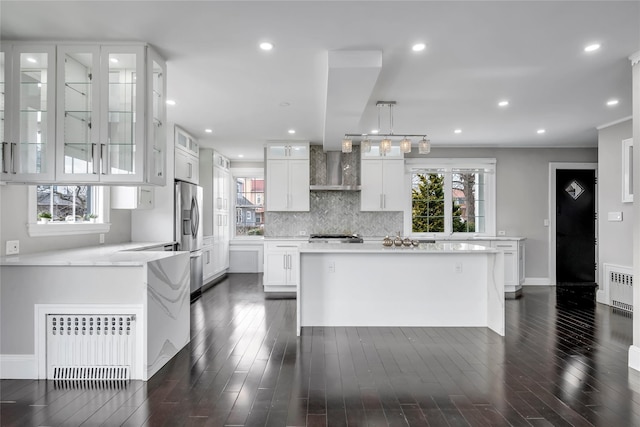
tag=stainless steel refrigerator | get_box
[175,180,203,298]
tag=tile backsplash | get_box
[265,145,403,237]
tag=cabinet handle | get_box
[1,142,7,173]
[495,244,512,248]
[380,194,383,209]
[383,194,386,209]
[188,163,192,178]
[100,143,107,175]
[91,143,98,174]
[283,254,287,270]
[10,143,16,174]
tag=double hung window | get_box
[406,159,496,236]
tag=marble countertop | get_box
[0,242,182,267]
[267,236,525,242]
[299,242,500,254]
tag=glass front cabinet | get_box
[1,44,57,182]
[1,42,166,185]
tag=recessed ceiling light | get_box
[259,41,274,51]
[205,129,213,133]
[288,129,295,134]
[412,43,426,52]
[606,99,619,106]
[454,129,462,134]
[584,43,601,52]
[238,154,244,158]
[537,129,546,134]
[498,100,509,107]
[166,99,176,106]
[110,57,119,63]
[371,129,379,134]
[26,57,37,63]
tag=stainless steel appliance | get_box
[308,233,364,243]
[175,181,203,299]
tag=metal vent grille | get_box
[51,366,130,380]
[606,265,633,313]
[46,314,135,380]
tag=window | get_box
[406,159,495,236]
[27,185,110,237]
[235,176,264,236]
[36,185,95,221]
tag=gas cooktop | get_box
[308,234,364,243]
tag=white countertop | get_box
[299,242,499,254]
[0,242,181,267]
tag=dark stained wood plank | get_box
[2,276,640,426]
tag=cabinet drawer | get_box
[265,241,302,251]
[492,241,518,251]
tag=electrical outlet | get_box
[454,262,463,273]
[328,261,335,273]
[498,230,506,236]
[99,234,105,244]
[298,230,307,236]
[6,240,19,255]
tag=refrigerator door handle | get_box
[191,196,200,238]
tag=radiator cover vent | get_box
[605,264,633,313]
[46,314,135,380]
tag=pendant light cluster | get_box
[342,101,431,155]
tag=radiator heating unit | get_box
[605,264,633,313]
[46,314,135,380]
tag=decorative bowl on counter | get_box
[383,236,393,247]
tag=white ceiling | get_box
[2,1,639,160]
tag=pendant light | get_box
[418,137,431,154]
[361,137,372,153]
[341,136,352,153]
[341,101,430,155]
[400,137,412,153]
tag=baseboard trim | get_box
[524,277,552,286]
[0,354,37,379]
[629,345,640,372]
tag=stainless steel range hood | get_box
[309,151,361,191]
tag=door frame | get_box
[548,162,598,286]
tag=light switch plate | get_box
[6,240,19,255]
[608,212,623,222]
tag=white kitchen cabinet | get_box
[212,151,230,277]
[361,158,405,211]
[1,42,166,185]
[202,236,215,283]
[264,241,300,292]
[175,148,199,184]
[266,142,309,159]
[266,142,309,211]
[1,44,57,182]
[174,125,199,184]
[490,239,525,295]
[111,186,154,209]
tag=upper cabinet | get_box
[266,142,309,160]
[174,125,199,184]
[1,42,166,185]
[1,44,57,182]
[360,149,405,211]
[266,141,309,211]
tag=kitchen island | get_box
[0,243,189,380]
[298,242,504,336]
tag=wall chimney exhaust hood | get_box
[309,151,361,191]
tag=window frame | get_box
[231,167,264,240]
[404,158,496,237]
[27,185,111,237]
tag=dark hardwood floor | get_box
[2,274,640,426]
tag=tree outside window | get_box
[235,177,264,236]
[36,185,94,221]
[411,170,486,234]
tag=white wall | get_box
[407,147,598,280]
[597,120,633,280]
[0,184,132,255]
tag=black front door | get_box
[556,168,596,284]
